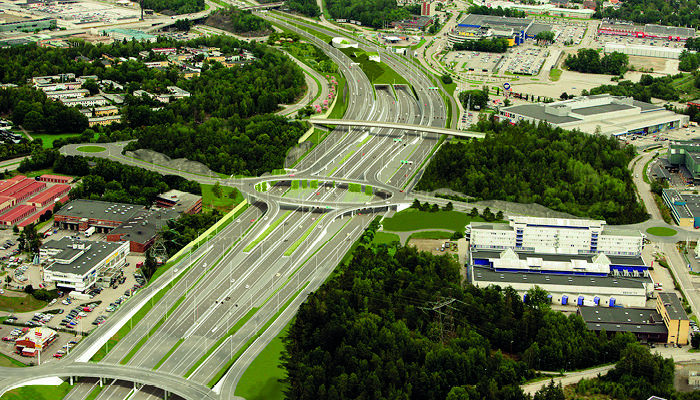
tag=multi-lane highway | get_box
[0,8,464,400]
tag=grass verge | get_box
[85,385,104,400]
[0,293,47,313]
[30,133,80,148]
[0,351,28,367]
[382,209,491,232]
[0,382,72,400]
[371,231,400,246]
[233,320,292,400]
[153,338,185,370]
[201,183,244,211]
[549,68,562,81]
[284,215,325,256]
[406,230,454,241]
[244,211,291,252]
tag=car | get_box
[62,300,71,305]
[1,337,13,341]
[68,340,78,345]
[53,353,63,358]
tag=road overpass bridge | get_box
[241,2,285,9]
[308,118,486,139]
[0,363,218,400]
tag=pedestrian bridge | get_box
[308,118,486,139]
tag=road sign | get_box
[503,82,511,90]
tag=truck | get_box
[69,291,92,301]
[84,227,96,237]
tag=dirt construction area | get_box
[407,238,458,256]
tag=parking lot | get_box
[555,23,587,45]
[25,0,141,28]
[444,50,503,74]
[499,47,549,75]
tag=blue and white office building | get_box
[468,216,652,307]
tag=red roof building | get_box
[0,178,34,198]
[14,327,57,357]
[11,181,47,202]
[0,204,35,226]
[0,195,15,215]
[0,175,26,193]
[27,184,71,208]
[38,174,71,184]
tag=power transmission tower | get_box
[421,297,456,344]
[151,209,169,265]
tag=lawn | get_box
[12,168,70,179]
[549,68,562,82]
[371,232,400,246]
[339,48,409,85]
[0,382,73,400]
[407,231,453,241]
[0,352,27,367]
[0,293,47,313]
[76,145,106,153]
[326,73,347,119]
[234,323,290,400]
[200,183,244,211]
[30,133,80,149]
[671,73,700,100]
[382,209,488,232]
[646,227,677,237]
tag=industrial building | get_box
[579,292,690,344]
[0,175,68,228]
[667,140,700,183]
[54,196,200,252]
[497,94,689,137]
[448,14,553,45]
[468,216,652,308]
[598,19,696,41]
[604,42,688,59]
[41,237,129,292]
[662,189,700,228]
[156,189,202,214]
[0,17,56,33]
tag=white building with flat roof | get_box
[497,94,689,136]
[469,216,644,256]
[41,237,129,292]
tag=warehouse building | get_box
[38,174,71,184]
[497,94,689,136]
[667,140,700,183]
[0,17,56,33]
[579,292,690,344]
[657,292,690,345]
[604,42,688,59]
[598,19,696,41]
[662,189,700,228]
[41,237,129,292]
[468,216,652,308]
[26,184,70,208]
[54,200,140,232]
[449,14,553,45]
[471,265,649,307]
[0,205,35,226]
[155,189,202,214]
[106,207,179,252]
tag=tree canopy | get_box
[453,38,510,53]
[594,0,700,28]
[564,49,629,75]
[142,0,204,14]
[204,8,272,35]
[283,238,638,400]
[416,119,648,224]
[325,0,411,28]
[584,74,680,102]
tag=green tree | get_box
[82,79,99,95]
[525,285,551,310]
[142,249,157,280]
[212,182,223,198]
[470,207,479,217]
[442,201,454,211]
[535,31,555,43]
[459,88,489,110]
[441,74,453,84]
[692,332,700,349]
[533,380,564,400]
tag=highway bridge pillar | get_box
[164,390,170,399]
[69,376,73,385]
[99,378,103,387]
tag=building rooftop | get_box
[658,292,688,320]
[573,103,633,116]
[472,265,648,289]
[43,237,126,276]
[55,199,141,224]
[501,103,580,124]
[472,250,646,267]
[156,189,201,213]
[108,207,180,245]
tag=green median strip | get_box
[207,282,309,388]
[327,150,356,177]
[85,385,104,400]
[402,135,445,190]
[185,307,260,378]
[284,215,325,256]
[385,139,420,183]
[153,338,185,370]
[243,211,291,252]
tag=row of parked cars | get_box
[59,303,100,329]
[54,340,78,358]
[2,325,26,341]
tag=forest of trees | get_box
[584,74,680,102]
[453,38,510,53]
[416,119,648,225]
[286,0,321,17]
[325,0,411,28]
[142,0,204,14]
[123,115,307,176]
[205,8,272,35]
[0,36,308,176]
[467,5,526,17]
[594,0,700,28]
[283,240,638,400]
[679,50,700,72]
[564,49,629,76]
[0,87,88,134]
